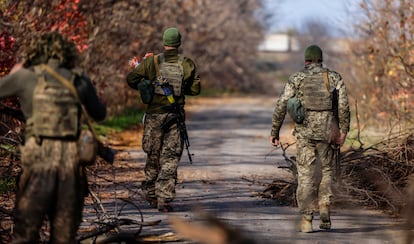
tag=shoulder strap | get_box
[38,64,100,142]
[322,69,330,95]
[154,54,161,77]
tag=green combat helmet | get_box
[163,27,181,47]
[304,44,323,62]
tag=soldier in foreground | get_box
[269,45,350,233]
[0,32,106,243]
[127,27,201,212]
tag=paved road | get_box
[83,96,406,243]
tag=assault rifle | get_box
[331,88,341,182]
[323,70,341,182]
[159,84,193,164]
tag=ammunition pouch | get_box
[78,129,98,165]
[287,97,305,124]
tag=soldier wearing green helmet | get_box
[127,27,201,212]
[270,44,350,233]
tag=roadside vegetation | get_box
[94,108,145,135]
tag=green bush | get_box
[94,108,145,135]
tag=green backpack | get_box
[287,97,305,124]
[137,79,154,104]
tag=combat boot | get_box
[319,204,331,230]
[145,196,158,209]
[157,199,173,212]
[298,214,313,233]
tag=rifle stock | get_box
[331,88,341,182]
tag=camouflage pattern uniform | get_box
[0,33,106,243]
[271,62,350,218]
[127,47,201,208]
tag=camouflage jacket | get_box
[271,63,350,141]
[126,49,201,114]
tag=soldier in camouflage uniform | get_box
[0,32,106,243]
[270,45,350,233]
[127,27,201,212]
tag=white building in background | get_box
[258,32,350,54]
[258,33,300,52]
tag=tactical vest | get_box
[32,66,80,138]
[301,70,332,111]
[154,54,184,97]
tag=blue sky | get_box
[264,0,362,35]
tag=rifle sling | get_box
[322,69,330,95]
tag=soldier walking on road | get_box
[0,32,107,243]
[127,27,201,212]
[269,45,350,233]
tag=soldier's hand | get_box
[336,132,347,146]
[10,62,23,74]
[269,136,280,147]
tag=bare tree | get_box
[1,0,268,115]
[348,0,414,128]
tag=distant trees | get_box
[1,0,267,115]
[348,0,414,127]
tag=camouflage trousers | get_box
[295,138,335,216]
[12,137,87,244]
[141,113,184,202]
